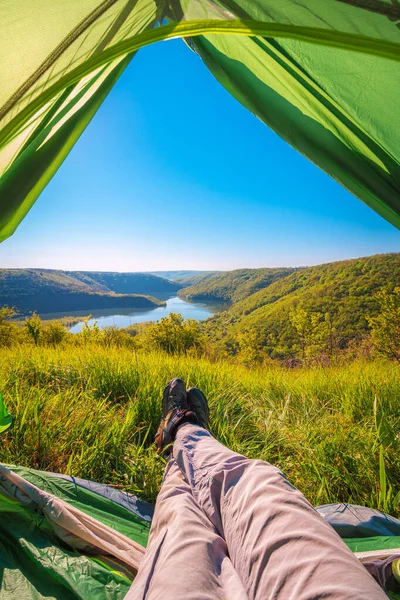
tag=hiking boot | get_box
[187,387,209,430]
[154,378,197,455]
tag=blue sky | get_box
[0,39,398,272]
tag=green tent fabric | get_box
[3,463,400,598]
[0,463,152,599]
[0,0,399,241]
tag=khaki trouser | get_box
[127,424,386,599]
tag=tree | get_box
[0,306,18,347]
[324,311,340,358]
[43,320,67,346]
[142,313,205,355]
[0,306,16,322]
[25,313,43,345]
[102,326,135,348]
[237,329,265,365]
[289,307,325,363]
[368,287,400,362]
[80,317,101,345]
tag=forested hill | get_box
[196,253,400,360]
[179,267,299,303]
[80,271,179,294]
[0,269,177,314]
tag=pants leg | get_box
[126,459,249,600]
[174,424,387,600]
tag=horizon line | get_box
[0,251,398,275]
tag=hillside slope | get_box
[180,267,298,303]
[202,254,400,358]
[173,272,219,286]
[79,272,179,295]
[0,269,173,314]
[149,270,219,284]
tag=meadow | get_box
[1,344,399,515]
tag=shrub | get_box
[25,313,43,345]
[368,288,400,362]
[43,321,68,347]
[140,313,206,355]
[78,318,102,345]
[0,307,19,347]
[102,326,135,348]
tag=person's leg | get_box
[174,423,387,600]
[126,459,248,600]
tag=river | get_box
[38,296,227,332]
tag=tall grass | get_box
[0,345,399,513]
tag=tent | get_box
[0,463,152,599]
[1,2,400,597]
[0,0,399,241]
[2,463,400,598]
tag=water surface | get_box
[41,297,227,332]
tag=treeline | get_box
[0,309,135,349]
[131,292,400,365]
[0,285,399,367]
[1,254,399,367]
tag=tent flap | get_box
[0,463,152,599]
[0,0,399,240]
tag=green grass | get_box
[1,345,399,514]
